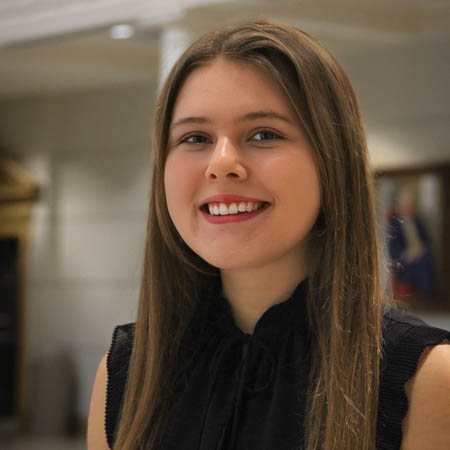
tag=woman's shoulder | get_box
[378,307,450,449]
[401,341,450,449]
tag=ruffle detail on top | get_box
[205,277,309,340]
[105,322,135,449]
[158,278,311,450]
[377,308,450,450]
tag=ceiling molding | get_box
[0,0,232,47]
[0,0,449,97]
[1,0,449,48]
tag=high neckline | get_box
[206,278,309,340]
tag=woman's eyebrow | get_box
[171,116,210,130]
[170,110,293,131]
[238,110,294,125]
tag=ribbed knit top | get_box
[105,279,449,449]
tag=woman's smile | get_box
[201,201,271,224]
[199,194,271,223]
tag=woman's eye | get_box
[180,134,210,144]
[252,130,281,141]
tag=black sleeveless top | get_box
[105,280,449,449]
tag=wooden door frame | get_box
[0,156,39,431]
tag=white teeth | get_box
[228,203,238,214]
[219,204,228,215]
[206,201,265,215]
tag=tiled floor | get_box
[0,437,85,450]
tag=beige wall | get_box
[0,83,155,426]
[337,38,450,168]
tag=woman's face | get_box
[164,58,321,270]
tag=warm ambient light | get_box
[109,24,135,39]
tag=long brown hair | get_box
[114,20,382,449]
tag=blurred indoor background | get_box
[0,0,449,449]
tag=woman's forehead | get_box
[171,58,298,126]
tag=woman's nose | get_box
[205,137,248,181]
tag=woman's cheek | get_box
[164,154,184,217]
[164,153,202,218]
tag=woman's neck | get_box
[220,251,309,335]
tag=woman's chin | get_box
[198,250,271,272]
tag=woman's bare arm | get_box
[87,352,110,450]
[401,340,450,450]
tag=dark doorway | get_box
[0,237,19,417]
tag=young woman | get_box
[87,20,450,449]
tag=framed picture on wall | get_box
[374,163,450,312]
